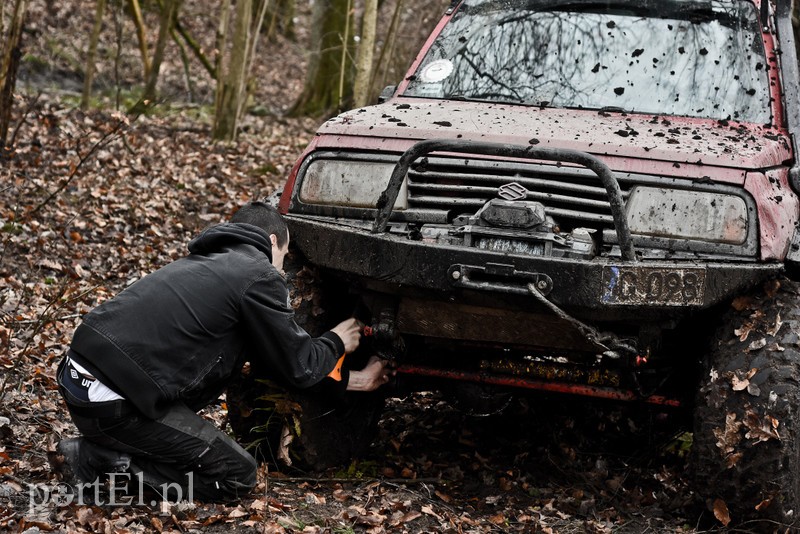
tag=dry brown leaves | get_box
[742,411,781,443]
[0,94,313,531]
[731,280,785,351]
[713,412,743,467]
[712,498,731,526]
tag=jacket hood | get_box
[188,222,273,261]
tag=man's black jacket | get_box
[69,223,346,419]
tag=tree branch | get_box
[174,18,216,79]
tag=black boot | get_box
[52,437,131,488]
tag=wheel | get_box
[693,277,800,529]
[285,388,384,471]
[227,370,384,471]
[227,247,383,471]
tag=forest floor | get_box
[0,0,764,532]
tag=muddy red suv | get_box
[267,0,800,526]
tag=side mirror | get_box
[377,85,397,104]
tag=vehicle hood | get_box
[317,98,790,172]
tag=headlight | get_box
[626,186,747,244]
[299,159,407,209]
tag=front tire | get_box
[227,247,383,471]
[693,278,800,529]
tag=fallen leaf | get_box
[37,259,64,272]
[713,412,742,461]
[262,523,287,534]
[277,425,293,466]
[731,296,754,311]
[713,498,731,526]
[434,490,452,503]
[746,338,767,352]
[734,323,753,342]
[421,505,443,521]
[400,510,422,523]
[488,513,506,525]
[304,492,324,505]
[755,497,773,511]
[731,374,749,391]
[76,507,93,526]
[228,506,248,518]
[355,512,386,527]
[725,451,743,469]
[150,517,163,533]
[743,411,780,443]
[732,368,758,390]
[400,467,415,478]
[767,313,782,336]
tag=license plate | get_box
[601,266,706,306]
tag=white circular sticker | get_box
[420,59,454,83]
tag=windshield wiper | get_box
[599,106,626,113]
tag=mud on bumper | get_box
[288,215,782,406]
[287,214,779,317]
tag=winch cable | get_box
[526,282,637,358]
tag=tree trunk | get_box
[370,0,403,96]
[0,0,28,151]
[214,0,231,96]
[80,0,106,109]
[128,0,150,80]
[214,0,252,140]
[352,0,377,108]
[213,0,270,141]
[174,17,215,79]
[133,0,180,112]
[287,0,355,117]
[265,0,295,41]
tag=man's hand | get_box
[330,318,362,354]
[346,356,394,392]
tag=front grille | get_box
[407,156,633,230]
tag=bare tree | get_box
[135,0,182,111]
[288,0,355,117]
[0,0,28,151]
[129,0,151,80]
[81,0,107,109]
[213,0,270,141]
[265,0,296,40]
[353,0,378,107]
[370,0,403,97]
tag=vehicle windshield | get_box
[403,0,771,123]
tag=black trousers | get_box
[56,357,257,501]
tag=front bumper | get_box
[287,214,780,321]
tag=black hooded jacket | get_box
[69,223,345,419]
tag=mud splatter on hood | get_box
[318,98,790,172]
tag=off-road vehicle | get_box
[235,0,800,526]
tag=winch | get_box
[419,185,597,259]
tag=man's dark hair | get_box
[230,201,289,247]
